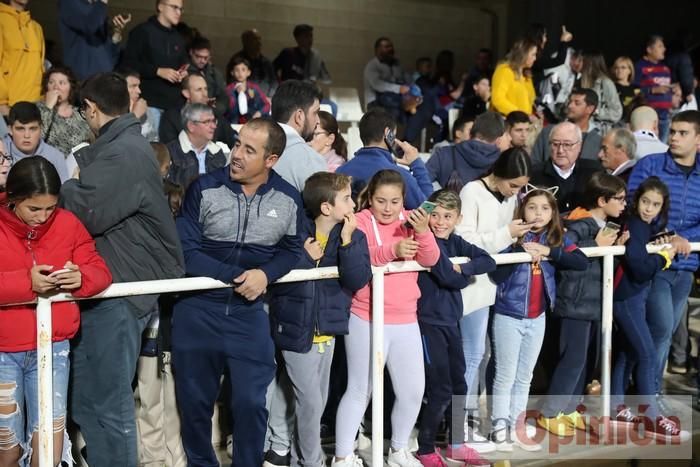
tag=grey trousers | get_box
[266,341,335,467]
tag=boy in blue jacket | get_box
[416,189,496,467]
[269,172,371,467]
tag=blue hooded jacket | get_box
[336,146,433,209]
[426,139,501,189]
[269,216,372,353]
[627,151,700,272]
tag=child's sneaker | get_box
[331,454,364,467]
[444,444,491,465]
[489,426,513,452]
[415,449,447,467]
[613,406,640,427]
[536,412,574,437]
[513,424,543,452]
[465,421,497,453]
[387,447,422,467]
[648,416,691,443]
[564,410,587,432]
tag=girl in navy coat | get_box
[610,176,688,441]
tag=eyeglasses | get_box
[163,3,184,13]
[312,131,329,138]
[193,118,217,126]
[549,140,581,150]
[0,152,12,164]
[610,195,627,203]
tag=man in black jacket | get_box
[159,74,237,147]
[531,121,602,214]
[61,73,185,467]
[122,0,188,132]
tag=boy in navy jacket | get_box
[268,172,371,467]
[416,189,496,466]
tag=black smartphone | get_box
[649,230,675,243]
[384,129,405,158]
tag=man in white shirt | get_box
[630,105,669,158]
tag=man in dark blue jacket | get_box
[172,118,303,467]
[336,108,433,209]
[627,110,700,403]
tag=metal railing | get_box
[27,243,699,466]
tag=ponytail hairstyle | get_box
[357,169,405,211]
[517,188,564,247]
[630,176,670,230]
[318,110,348,160]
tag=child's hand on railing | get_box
[670,235,692,257]
[615,231,630,245]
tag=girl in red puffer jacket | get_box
[0,156,112,466]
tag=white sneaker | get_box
[513,424,543,452]
[490,426,513,452]
[386,447,422,467]
[331,454,364,467]
[465,424,497,454]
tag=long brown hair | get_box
[357,169,405,211]
[517,189,564,247]
[504,38,538,79]
[318,110,348,160]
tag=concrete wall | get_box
[33,0,508,104]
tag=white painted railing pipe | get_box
[29,243,700,467]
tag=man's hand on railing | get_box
[31,265,59,294]
[671,235,692,257]
[233,269,269,301]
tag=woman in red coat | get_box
[0,156,112,466]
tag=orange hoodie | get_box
[0,3,44,106]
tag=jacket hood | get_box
[353,146,394,163]
[452,140,501,171]
[0,3,29,25]
[566,207,592,220]
[0,202,58,243]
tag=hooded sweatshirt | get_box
[426,139,500,188]
[351,208,440,324]
[0,3,44,106]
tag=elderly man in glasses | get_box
[532,88,604,165]
[165,102,228,190]
[530,120,603,214]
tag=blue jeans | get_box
[490,313,545,429]
[611,289,658,418]
[147,107,164,141]
[646,270,694,394]
[460,307,489,413]
[0,340,70,465]
[657,112,670,144]
[70,298,149,467]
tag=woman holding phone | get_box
[0,157,111,466]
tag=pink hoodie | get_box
[351,208,440,324]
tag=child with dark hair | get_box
[490,186,587,451]
[416,189,495,467]
[538,172,628,436]
[225,55,271,124]
[268,172,371,467]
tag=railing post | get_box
[36,296,54,467]
[371,268,385,467]
[601,254,614,426]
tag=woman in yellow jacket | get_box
[491,38,538,117]
[0,0,45,116]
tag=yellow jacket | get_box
[491,62,535,116]
[0,3,44,107]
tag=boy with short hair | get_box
[416,189,496,467]
[268,172,372,467]
[225,56,271,124]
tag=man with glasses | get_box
[531,121,602,213]
[187,35,228,118]
[159,74,237,147]
[165,102,227,189]
[123,0,188,133]
[532,88,603,164]
[3,101,69,182]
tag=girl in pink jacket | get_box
[333,169,440,467]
